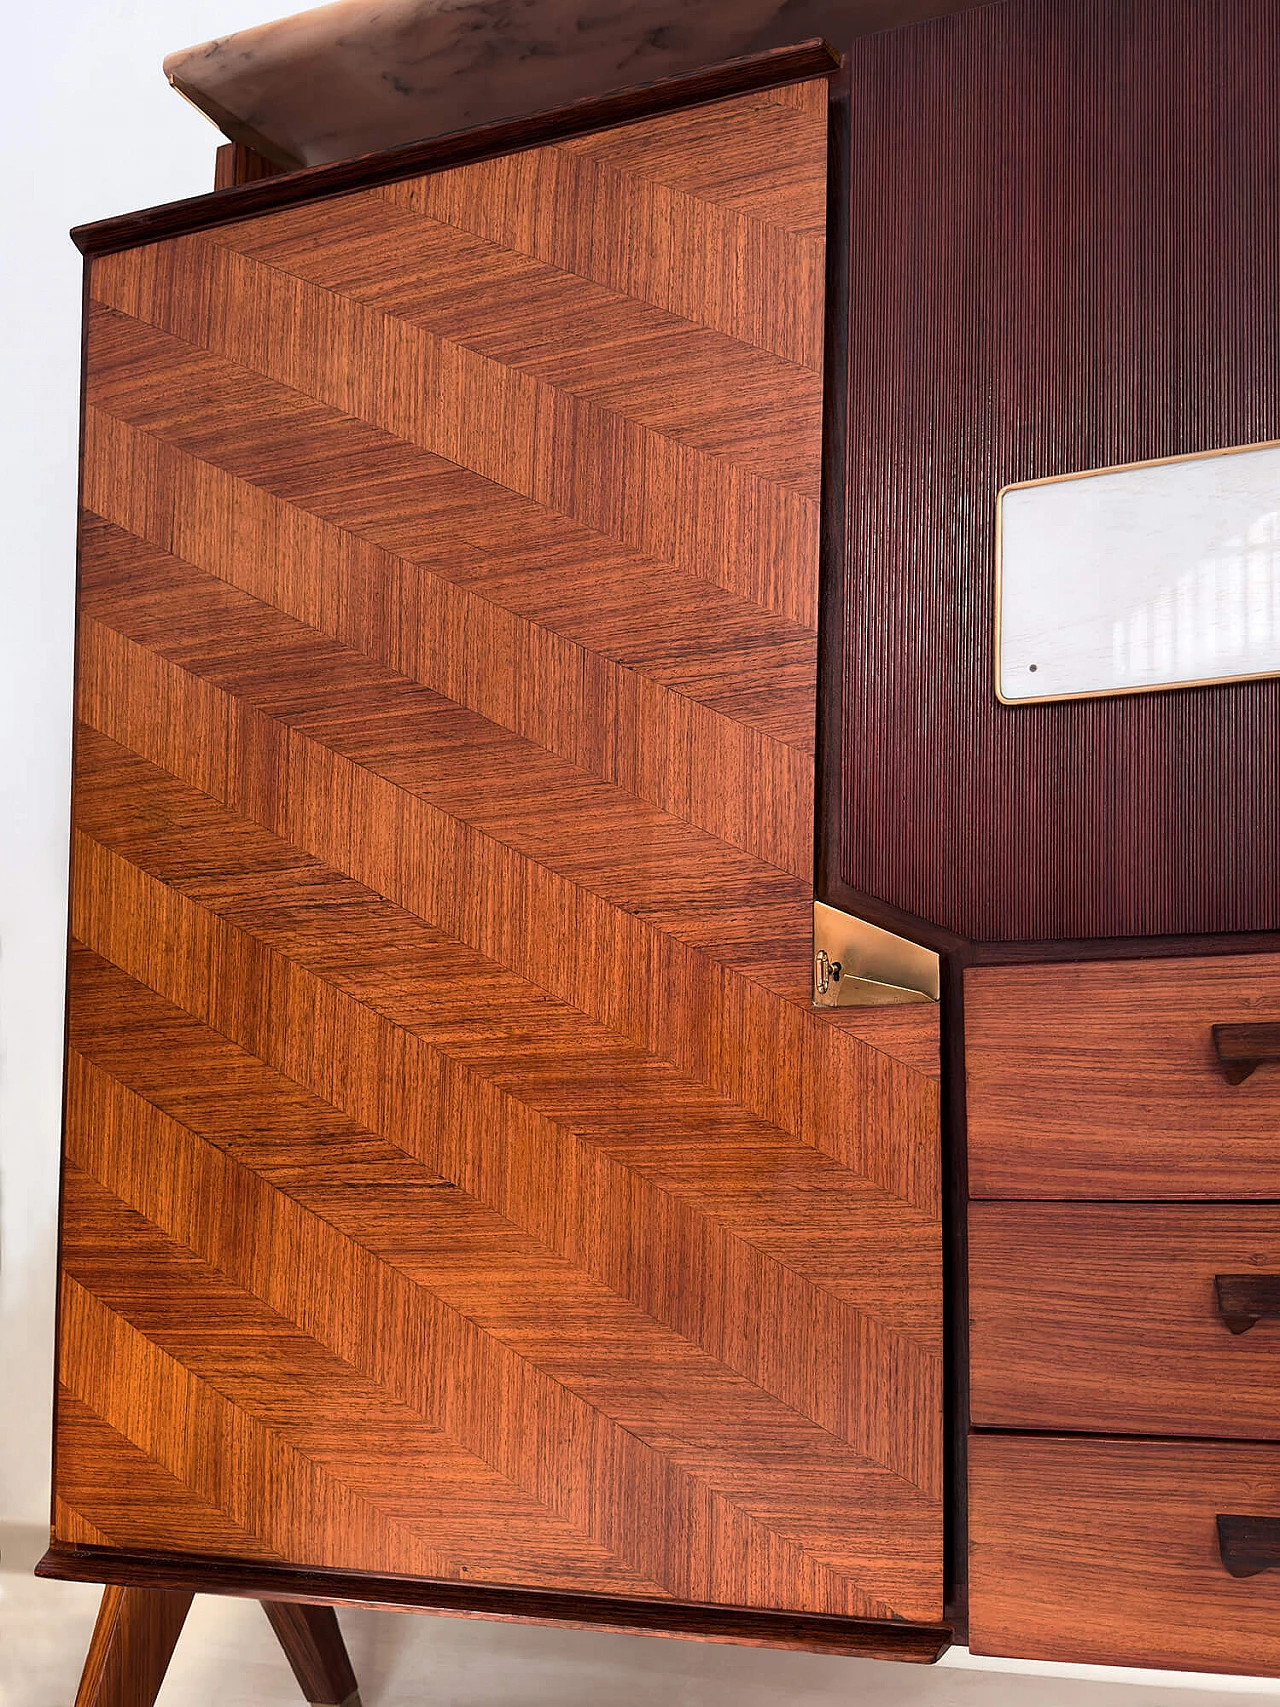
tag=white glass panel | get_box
[996,443,1280,702]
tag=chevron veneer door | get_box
[51,77,945,1631]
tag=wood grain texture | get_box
[965,956,1280,1199]
[213,142,286,192]
[74,41,840,258]
[263,1602,360,1707]
[73,1585,192,1707]
[37,1544,952,1661]
[968,1434,1280,1676]
[826,0,1280,946]
[54,79,945,1634]
[969,1204,1280,1438]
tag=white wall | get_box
[0,7,1277,1702]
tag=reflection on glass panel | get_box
[997,444,1280,702]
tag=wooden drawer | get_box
[970,1204,1280,1437]
[966,955,1280,1198]
[969,1434,1280,1675]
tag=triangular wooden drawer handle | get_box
[1212,1022,1280,1085]
[1215,1274,1280,1335]
[1218,1514,1280,1578]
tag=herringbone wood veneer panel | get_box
[54,80,944,1621]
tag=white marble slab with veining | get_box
[164,0,983,168]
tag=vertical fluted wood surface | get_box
[837,0,1280,944]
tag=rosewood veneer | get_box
[43,39,953,1704]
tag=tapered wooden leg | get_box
[263,1601,361,1707]
[73,1584,193,1707]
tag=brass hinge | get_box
[812,901,940,1007]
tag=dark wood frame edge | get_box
[815,61,967,1634]
[969,929,1280,965]
[813,59,853,926]
[45,260,96,1554]
[36,1545,952,1662]
[71,39,841,257]
[939,951,971,1638]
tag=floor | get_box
[2,1528,1277,1707]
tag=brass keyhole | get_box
[815,949,842,995]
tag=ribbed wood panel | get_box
[835,0,1280,944]
[54,82,945,1624]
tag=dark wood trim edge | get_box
[72,40,841,258]
[816,84,963,1627]
[46,258,96,1542]
[817,876,969,958]
[813,61,853,912]
[36,1545,952,1662]
[801,899,1280,969]
[971,929,1280,966]
[940,950,970,1639]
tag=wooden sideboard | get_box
[39,2,1280,1699]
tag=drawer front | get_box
[969,1434,1280,1675]
[966,955,1280,1198]
[970,1204,1280,1437]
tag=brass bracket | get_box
[812,902,940,1007]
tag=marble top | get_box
[164,0,984,170]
